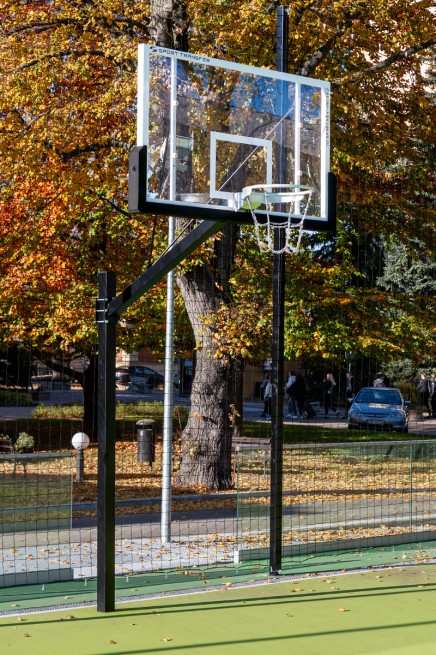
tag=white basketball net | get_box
[244,185,314,255]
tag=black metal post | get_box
[76,449,84,483]
[96,271,117,612]
[269,5,288,575]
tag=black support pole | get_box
[269,5,288,575]
[96,271,117,612]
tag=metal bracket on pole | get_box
[95,297,117,325]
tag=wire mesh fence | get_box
[2,414,436,592]
[0,451,74,587]
[235,440,436,567]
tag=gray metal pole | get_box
[161,57,178,544]
[161,230,175,544]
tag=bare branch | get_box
[17,49,124,71]
[58,140,130,161]
[6,18,82,35]
[333,39,436,87]
[96,193,131,217]
[298,32,340,77]
[28,345,85,386]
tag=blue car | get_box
[347,387,410,433]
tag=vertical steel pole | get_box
[161,57,178,543]
[96,271,117,612]
[269,5,288,575]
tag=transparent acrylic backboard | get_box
[135,45,333,227]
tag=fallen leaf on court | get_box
[161,637,173,642]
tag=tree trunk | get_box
[174,283,237,490]
[175,224,240,490]
[175,350,236,490]
[149,0,240,489]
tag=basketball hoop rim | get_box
[241,183,314,206]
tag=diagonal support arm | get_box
[107,220,224,319]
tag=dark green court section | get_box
[1,565,436,655]
[1,540,435,617]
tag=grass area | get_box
[0,473,72,510]
[243,421,425,443]
[1,403,433,507]
[0,390,34,406]
[0,472,72,529]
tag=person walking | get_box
[345,371,354,417]
[260,374,272,418]
[323,372,337,419]
[287,373,306,418]
[417,372,431,418]
[429,374,436,418]
[285,371,297,417]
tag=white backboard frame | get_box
[136,44,332,225]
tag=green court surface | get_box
[1,540,435,615]
[1,565,436,655]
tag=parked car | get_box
[347,387,410,433]
[128,365,165,391]
[115,367,131,387]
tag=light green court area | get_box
[1,565,436,655]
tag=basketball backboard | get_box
[129,45,335,231]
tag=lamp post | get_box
[72,432,90,483]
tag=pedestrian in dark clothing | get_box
[345,371,354,417]
[260,374,272,418]
[287,373,306,418]
[429,374,436,418]
[417,373,431,417]
[323,372,337,418]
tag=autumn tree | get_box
[0,1,171,435]
[0,0,435,485]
